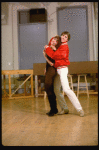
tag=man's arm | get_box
[45,45,69,60]
[45,46,55,58]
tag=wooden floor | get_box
[2,95,98,146]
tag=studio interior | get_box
[1,2,98,146]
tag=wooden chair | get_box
[77,74,89,98]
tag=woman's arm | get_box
[43,50,54,66]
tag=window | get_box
[57,6,89,62]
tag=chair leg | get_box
[77,75,80,98]
[63,91,64,96]
[44,91,47,99]
[71,76,73,91]
[85,75,89,98]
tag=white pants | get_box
[57,67,82,112]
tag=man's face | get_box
[61,34,68,43]
[51,38,57,46]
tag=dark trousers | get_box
[45,66,58,112]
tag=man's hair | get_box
[61,31,71,41]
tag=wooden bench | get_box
[2,70,34,99]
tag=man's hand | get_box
[43,49,47,58]
[51,45,56,51]
[44,45,49,49]
[44,68,46,75]
[49,62,54,66]
[43,49,54,67]
[43,49,46,56]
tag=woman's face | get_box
[51,38,57,46]
[61,34,68,43]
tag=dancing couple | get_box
[43,31,84,117]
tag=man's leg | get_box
[57,67,84,116]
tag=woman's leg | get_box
[45,67,58,114]
[45,67,56,95]
[57,67,83,112]
[54,74,69,112]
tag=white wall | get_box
[1,2,98,70]
[1,3,13,70]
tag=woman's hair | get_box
[54,35,61,49]
[61,31,71,41]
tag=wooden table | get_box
[33,61,98,97]
[2,70,34,99]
